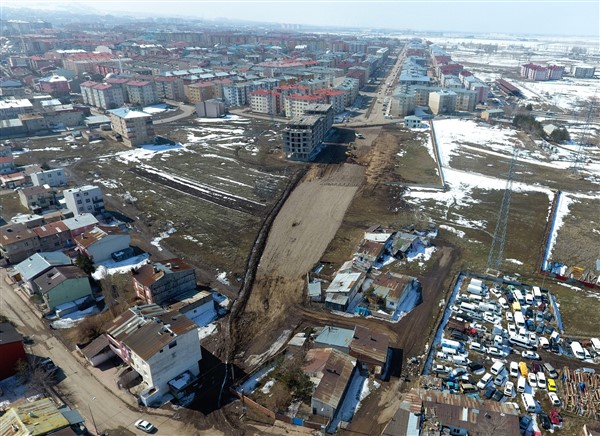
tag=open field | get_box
[9,115,294,286]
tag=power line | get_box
[486,146,519,275]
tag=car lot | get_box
[428,275,600,433]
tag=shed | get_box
[78,335,114,367]
[314,326,355,353]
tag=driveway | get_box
[0,270,193,436]
[153,102,196,125]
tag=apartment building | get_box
[392,91,416,117]
[0,99,34,119]
[249,89,281,115]
[572,65,595,78]
[454,89,478,112]
[284,94,323,118]
[429,90,457,115]
[315,89,346,113]
[105,305,202,406]
[36,75,70,96]
[18,185,56,212]
[30,168,67,187]
[108,108,155,147]
[0,223,40,264]
[222,83,248,107]
[520,63,565,81]
[153,77,185,101]
[80,81,125,110]
[185,82,216,104]
[132,258,197,305]
[196,99,226,118]
[125,81,157,107]
[282,115,326,161]
[0,145,16,175]
[304,103,334,132]
[63,185,105,217]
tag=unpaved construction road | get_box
[235,164,365,364]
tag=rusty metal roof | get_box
[349,325,390,366]
[312,349,356,410]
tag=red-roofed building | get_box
[125,80,157,106]
[284,94,324,118]
[249,89,282,115]
[315,88,345,113]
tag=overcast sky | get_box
[6,1,600,37]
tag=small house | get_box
[390,232,427,258]
[353,239,386,270]
[75,225,131,263]
[313,326,355,353]
[371,272,422,313]
[324,270,365,311]
[12,252,72,294]
[33,265,93,311]
[77,335,114,367]
[349,325,391,377]
[131,258,197,306]
[363,225,393,243]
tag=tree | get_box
[75,253,95,274]
[525,104,533,111]
[100,273,134,316]
[549,128,570,143]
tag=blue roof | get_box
[314,326,354,349]
[596,259,600,272]
[14,252,71,281]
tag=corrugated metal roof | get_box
[0,398,70,436]
[350,325,390,366]
[312,349,356,409]
[14,252,71,281]
[314,326,354,349]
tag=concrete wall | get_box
[44,276,92,310]
[87,234,131,262]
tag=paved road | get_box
[0,270,190,436]
[154,101,196,125]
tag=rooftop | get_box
[108,108,151,119]
[33,265,88,295]
[132,258,194,288]
[314,325,354,349]
[0,398,70,436]
[311,349,356,409]
[0,322,23,346]
[350,325,390,366]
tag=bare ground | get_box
[237,164,365,365]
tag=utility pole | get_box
[569,97,596,174]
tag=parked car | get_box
[548,392,561,406]
[488,347,503,357]
[544,325,555,335]
[134,420,156,434]
[477,373,493,390]
[433,365,451,376]
[543,363,558,378]
[505,312,514,322]
[468,362,485,375]
[537,372,547,389]
[504,381,514,397]
[491,389,505,402]
[549,408,563,426]
[547,378,557,392]
[483,386,496,399]
[544,312,555,322]
[525,308,534,319]
[494,373,507,387]
[516,376,526,393]
[469,342,486,353]
[509,361,519,378]
[531,362,542,374]
[521,350,540,360]
[536,323,545,334]
[528,372,537,387]
[519,415,532,431]
[451,367,468,379]
[551,342,560,354]
[539,412,552,430]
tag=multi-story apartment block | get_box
[185,82,216,104]
[153,77,185,101]
[315,89,346,113]
[284,94,323,118]
[125,81,157,107]
[572,65,595,78]
[32,221,71,252]
[18,185,56,212]
[454,89,478,112]
[63,53,128,76]
[334,77,360,107]
[304,104,334,132]
[80,81,125,110]
[36,75,70,96]
[63,185,105,217]
[249,90,282,115]
[520,63,565,81]
[282,115,326,161]
[105,304,202,406]
[132,258,197,305]
[392,91,416,117]
[429,90,457,115]
[222,83,248,107]
[108,108,155,147]
[30,168,67,187]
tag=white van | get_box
[591,337,600,355]
[532,286,542,300]
[570,341,586,360]
[517,376,526,393]
[453,355,469,366]
[491,361,505,376]
[539,337,550,350]
[521,393,537,413]
[442,346,458,356]
[514,311,525,329]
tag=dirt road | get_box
[0,270,194,436]
[237,164,365,365]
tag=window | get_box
[85,199,91,203]
[77,199,82,204]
